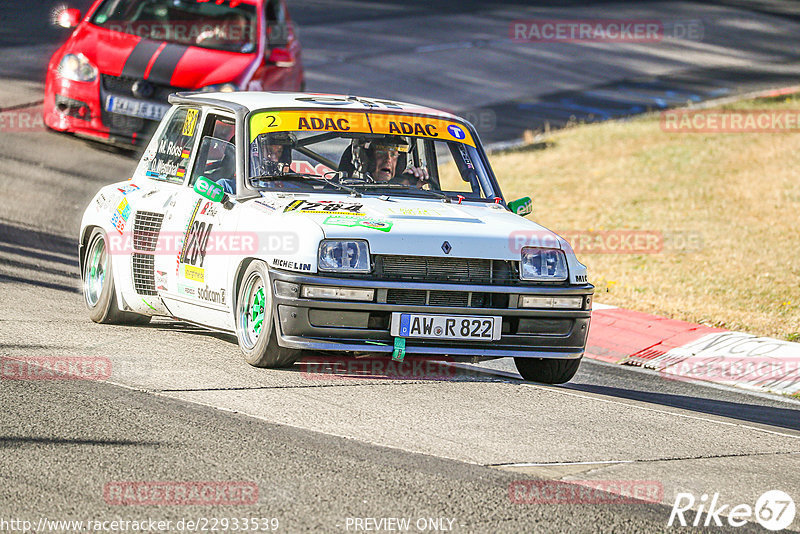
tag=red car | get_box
[45,0,304,146]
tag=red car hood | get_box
[67,24,256,88]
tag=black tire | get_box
[235,261,303,368]
[82,228,151,325]
[514,357,582,384]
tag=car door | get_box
[156,110,240,332]
[115,105,202,317]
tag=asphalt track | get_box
[1,1,800,532]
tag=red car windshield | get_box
[90,0,258,53]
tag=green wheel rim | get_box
[251,287,265,335]
[238,271,269,350]
[84,236,107,307]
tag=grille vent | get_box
[385,289,488,308]
[375,255,518,284]
[131,211,164,296]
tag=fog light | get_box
[301,285,374,302]
[274,281,300,298]
[520,296,583,309]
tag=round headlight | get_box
[58,53,98,82]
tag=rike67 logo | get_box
[668,490,795,531]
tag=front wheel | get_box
[514,357,582,384]
[83,228,151,325]
[235,261,303,368]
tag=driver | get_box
[356,136,429,187]
[218,132,294,194]
[250,131,295,177]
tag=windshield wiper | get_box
[250,173,361,197]
[347,182,451,202]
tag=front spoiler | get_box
[268,269,593,361]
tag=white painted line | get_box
[495,460,634,467]
[522,382,800,440]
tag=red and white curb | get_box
[587,304,800,397]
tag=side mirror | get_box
[267,47,295,68]
[508,196,533,216]
[55,8,82,29]
[194,176,225,203]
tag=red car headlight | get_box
[58,53,98,82]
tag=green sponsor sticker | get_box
[194,176,225,203]
[508,196,533,216]
[392,337,406,362]
[323,215,393,232]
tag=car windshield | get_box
[91,0,257,53]
[246,111,499,201]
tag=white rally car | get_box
[79,91,593,383]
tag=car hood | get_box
[259,194,564,261]
[67,24,255,88]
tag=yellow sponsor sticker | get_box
[182,109,199,137]
[183,264,205,283]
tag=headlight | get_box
[58,53,98,82]
[520,247,568,281]
[318,240,371,273]
[200,83,238,93]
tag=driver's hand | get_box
[401,166,430,188]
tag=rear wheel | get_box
[235,261,303,368]
[83,228,151,325]
[514,357,582,384]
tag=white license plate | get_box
[105,95,169,121]
[390,313,502,341]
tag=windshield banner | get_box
[249,110,475,146]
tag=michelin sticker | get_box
[272,258,311,271]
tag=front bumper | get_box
[44,73,166,146]
[269,269,593,361]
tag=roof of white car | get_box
[185,91,462,121]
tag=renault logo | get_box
[441,241,452,254]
